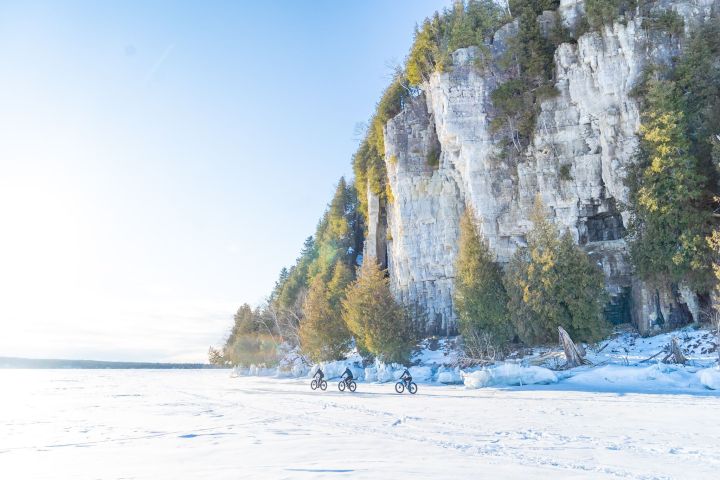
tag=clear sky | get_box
[0,1,450,362]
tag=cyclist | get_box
[341,367,354,386]
[400,368,412,387]
[313,368,324,382]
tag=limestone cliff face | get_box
[367,0,719,335]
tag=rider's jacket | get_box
[342,368,353,379]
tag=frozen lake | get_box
[1,369,719,479]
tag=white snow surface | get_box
[2,369,719,479]
[564,364,709,393]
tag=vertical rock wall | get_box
[364,0,718,335]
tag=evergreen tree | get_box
[276,236,317,312]
[222,304,280,366]
[673,19,720,190]
[627,78,714,290]
[448,0,506,52]
[405,1,505,87]
[226,303,259,346]
[508,0,559,16]
[299,281,349,363]
[491,0,559,146]
[554,232,610,341]
[342,259,415,363]
[504,247,539,342]
[504,197,608,344]
[311,178,362,281]
[208,346,225,365]
[327,261,354,309]
[708,229,720,284]
[270,267,289,303]
[584,0,637,28]
[406,13,445,86]
[453,210,512,351]
[299,263,354,362]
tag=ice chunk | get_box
[408,366,433,383]
[363,367,377,383]
[463,364,558,389]
[698,367,720,390]
[436,367,463,384]
[374,362,404,383]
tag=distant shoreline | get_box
[0,357,228,369]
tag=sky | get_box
[0,0,451,362]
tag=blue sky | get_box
[0,1,450,361]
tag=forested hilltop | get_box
[210,0,720,367]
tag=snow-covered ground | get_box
[1,368,719,479]
[269,327,720,393]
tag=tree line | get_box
[455,198,609,359]
[211,178,415,366]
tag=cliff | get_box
[365,0,719,335]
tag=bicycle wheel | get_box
[311,380,317,390]
[394,382,404,393]
[348,381,357,392]
[338,381,345,392]
[320,380,327,391]
[408,382,418,394]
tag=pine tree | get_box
[221,304,280,366]
[505,247,539,342]
[453,210,512,352]
[492,1,559,146]
[299,266,353,362]
[406,14,444,86]
[504,197,608,344]
[276,236,317,312]
[554,232,610,341]
[627,78,714,290]
[327,261,354,309]
[584,0,637,29]
[342,259,415,363]
[226,304,258,348]
[208,346,225,365]
[311,178,361,281]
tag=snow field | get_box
[1,369,719,480]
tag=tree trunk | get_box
[663,336,687,364]
[558,326,590,368]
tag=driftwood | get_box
[528,350,565,367]
[595,341,611,354]
[662,336,687,365]
[638,337,688,365]
[558,326,591,368]
[638,350,664,364]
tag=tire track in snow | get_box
[227,383,676,480]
